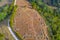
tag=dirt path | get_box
[13,0,49,40]
[8,19,19,40]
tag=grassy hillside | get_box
[29,0,60,40]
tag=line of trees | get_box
[0,33,4,40]
[9,0,23,40]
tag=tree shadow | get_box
[0,19,8,27]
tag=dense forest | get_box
[29,0,60,40]
[43,0,60,7]
[0,0,15,22]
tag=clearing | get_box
[13,0,49,40]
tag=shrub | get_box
[29,0,60,40]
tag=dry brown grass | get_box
[13,0,49,40]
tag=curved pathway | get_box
[7,0,19,40]
[8,20,19,40]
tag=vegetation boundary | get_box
[9,0,23,40]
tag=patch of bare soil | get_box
[13,0,49,40]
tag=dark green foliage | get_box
[0,0,15,22]
[42,0,60,7]
[0,5,9,21]
[0,0,2,2]
[29,0,60,40]
[9,5,23,40]
[10,5,17,27]
[14,32,23,40]
[0,33,4,40]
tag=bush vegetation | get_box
[29,0,60,40]
[10,5,17,27]
[9,0,23,40]
[9,4,23,40]
[0,0,15,39]
[0,0,15,22]
[14,32,23,40]
[0,33,4,40]
[0,5,9,21]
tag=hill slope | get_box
[12,0,49,40]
